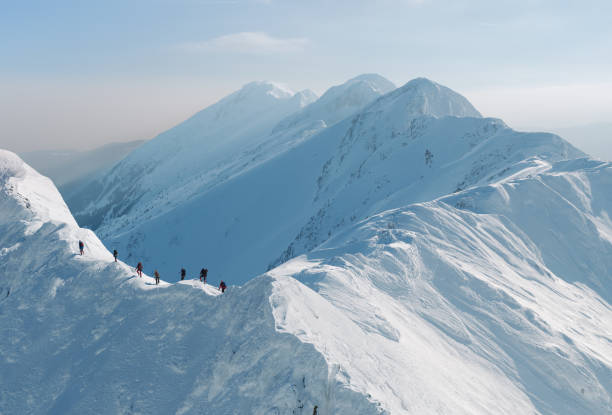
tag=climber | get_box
[180,268,186,281]
[113,249,118,262]
[154,270,160,285]
[136,262,143,278]
[200,268,208,283]
[219,280,227,293]
[78,240,84,255]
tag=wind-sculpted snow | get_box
[277,113,582,264]
[269,159,612,414]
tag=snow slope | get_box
[273,74,396,133]
[270,156,612,413]
[89,78,582,284]
[2,139,612,413]
[68,76,396,233]
[0,150,379,414]
[68,81,317,229]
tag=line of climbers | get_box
[137,262,226,292]
[77,241,227,293]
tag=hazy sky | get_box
[2,0,611,154]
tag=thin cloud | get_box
[180,32,309,54]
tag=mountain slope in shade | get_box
[68,76,396,233]
[68,81,318,229]
[1,145,611,414]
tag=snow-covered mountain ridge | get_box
[3,75,611,414]
[67,80,317,228]
[0,149,378,414]
[78,76,583,284]
[1,143,611,413]
[68,75,397,234]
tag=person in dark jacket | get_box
[180,268,186,281]
[200,268,208,283]
[154,270,160,285]
[113,249,118,262]
[78,240,84,255]
[219,280,227,293]
[136,262,143,277]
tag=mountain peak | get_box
[367,77,481,119]
[323,73,396,101]
[290,89,319,107]
[0,150,78,233]
[238,80,295,99]
[272,74,396,132]
[343,73,396,94]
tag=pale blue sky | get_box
[2,0,611,154]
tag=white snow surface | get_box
[2,77,612,414]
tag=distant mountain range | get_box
[68,75,581,285]
[19,139,146,187]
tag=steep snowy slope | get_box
[0,150,379,414]
[2,147,611,414]
[96,78,582,284]
[69,75,395,233]
[270,156,612,414]
[69,81,317,228]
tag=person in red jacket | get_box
[136,262,143,278]
[219,281,227,293]
[78,240,84,255]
